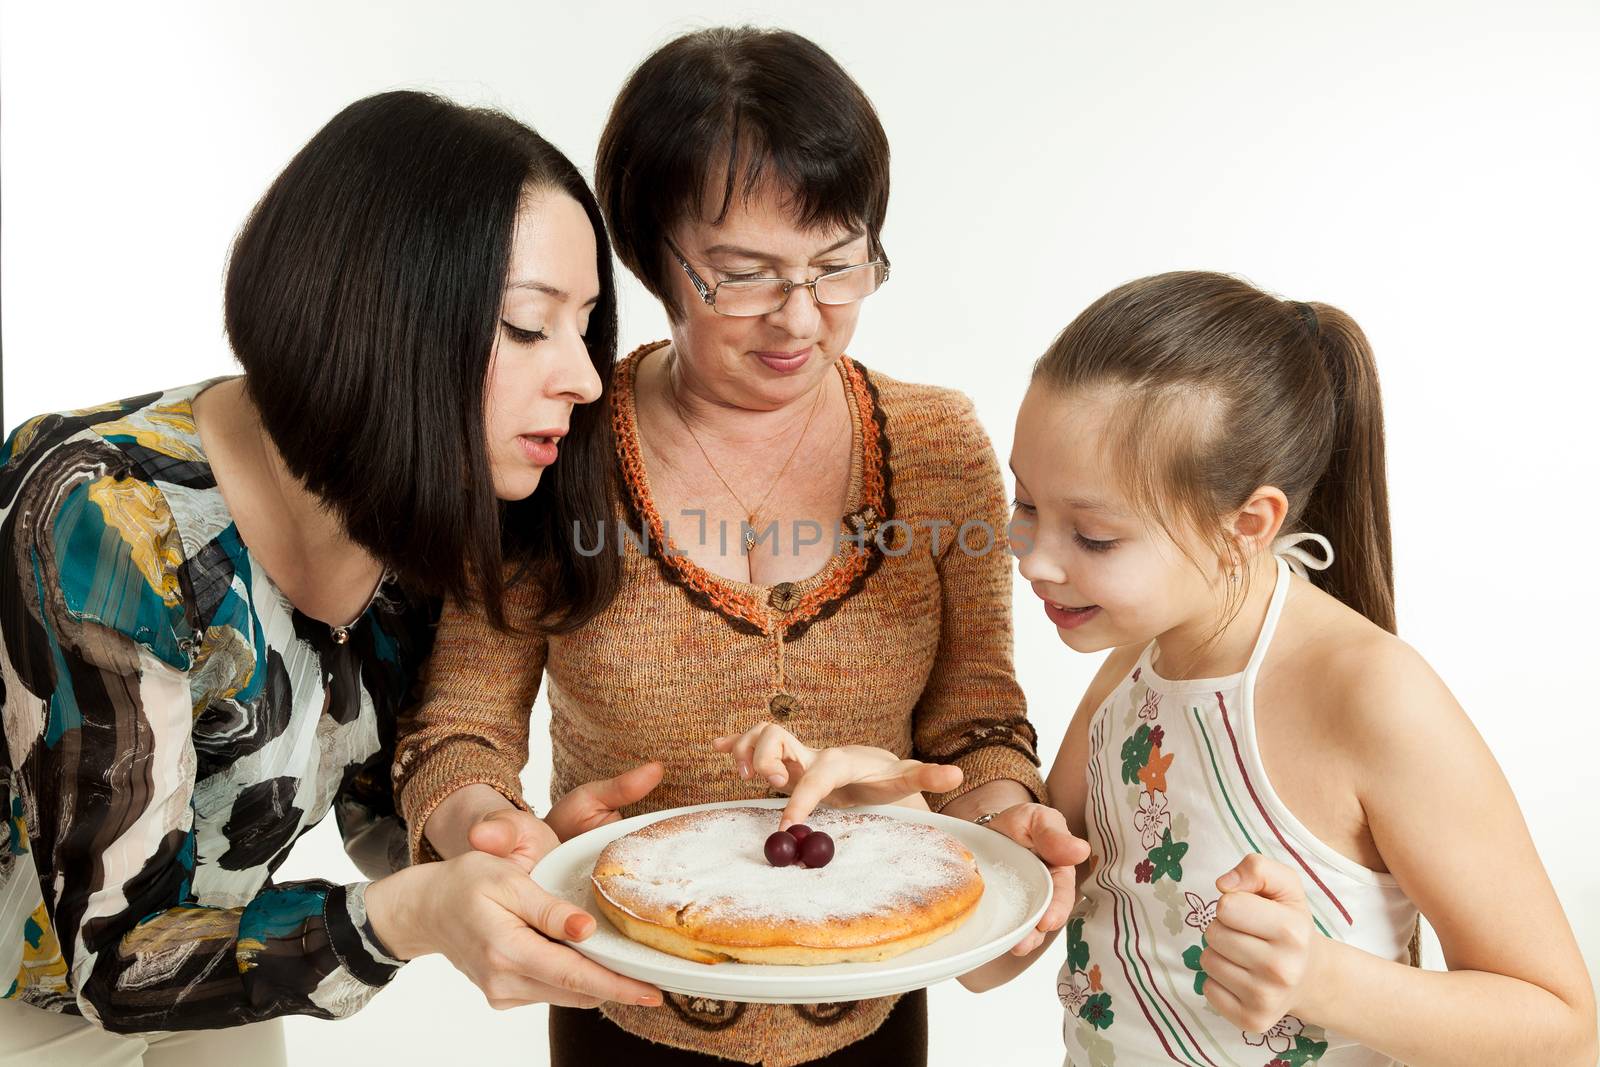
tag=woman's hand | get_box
[364,852,662,1010]
[545,761,665,842]
[712,723,963,829]
[467,762,666,872]
[1199,854,1326,1033]
[979,802,1092,956]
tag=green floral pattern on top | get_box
[1120,723,1156,785]
[1116,685,1192,885]
[1248,1015,1329,1066]
[1148,829,1189,883]
[1066,660,1347,1067]
[1182,935,1208,994]
[1058,917,1116,1033]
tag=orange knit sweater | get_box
[394,343,1045,1066]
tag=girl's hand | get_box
[711,723,963,829]
[468,762,666,870]
[979,803,1092,955]
[364,852,662,1010]
[1200,854,1329,1033]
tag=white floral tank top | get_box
[1061,552,1418,1067]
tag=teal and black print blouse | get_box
[0,381,435,1031]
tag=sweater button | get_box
[769,692,797,720]
[768,583,800,612]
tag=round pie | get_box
[590,806,984,965]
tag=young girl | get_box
[716,271,1596,1066]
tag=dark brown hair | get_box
[1034,271,1395,633]
[225,90,621,633]
[595,26,890,318]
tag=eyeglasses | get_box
[667,238,891,317]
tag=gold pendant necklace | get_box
[661,352,833,726]
[669,357,827,556]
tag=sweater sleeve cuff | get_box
[928,744,1047,813]
[323,883,403,988]
[398,742,531,865]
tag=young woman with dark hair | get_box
[0,90,660,1065]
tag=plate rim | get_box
[528,798,1053,1002]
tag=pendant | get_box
[743,516,758,555]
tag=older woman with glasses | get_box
[394,26,1077,1067]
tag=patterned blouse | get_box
[0,382,434,1031]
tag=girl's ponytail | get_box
[1298,303,1396,633]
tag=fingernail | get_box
[1216,870,1240,890]
[739,763,750,779]
[767,774,784,786]
[639,994,662,1007]
[565,915,592,939]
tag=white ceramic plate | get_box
[530,798,1052,1004]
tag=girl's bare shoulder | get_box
[1271,578,1469,765]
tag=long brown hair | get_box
[1034,271,1395,633]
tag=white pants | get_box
[0,1000,286,1067]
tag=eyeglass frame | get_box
[665,235,891,317]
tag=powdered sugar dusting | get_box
[592,807,980,925]
[979,861,1026,924]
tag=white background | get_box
[3,2,1597,1062]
